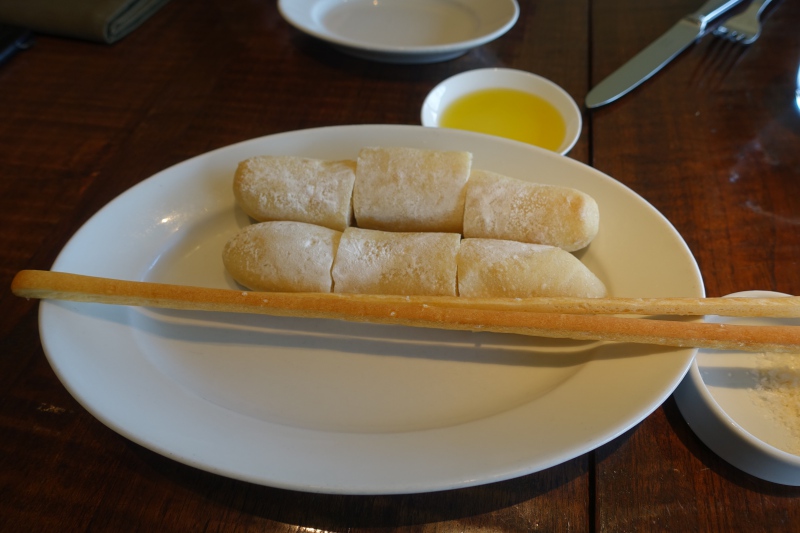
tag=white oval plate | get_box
[675,291,800,486]
[40,125,703,495]
[278,0,520,64]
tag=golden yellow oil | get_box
[440,88,566,151]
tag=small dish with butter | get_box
[421,68,581,155]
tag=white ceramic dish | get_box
[40,125,703,495]
[278,0,519,64]
[421,68,582,155]
[675,291,800,486]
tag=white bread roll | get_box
[332,227,460,296]
[463,169,600,252]
[223,221,341,292]
[457,238,607,298]
[353,146,471,233]
[233,156,356,231]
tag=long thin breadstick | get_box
[13,269,799,317]
[11,269,800,353]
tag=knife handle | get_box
[690,0,744,26]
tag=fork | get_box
[713,0,775,44]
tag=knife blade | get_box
[586,0,744,109]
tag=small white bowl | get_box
[674,291,800,485]
[420,68,581,155]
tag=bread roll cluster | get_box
[223,222,606,298]
[233,146,598,251]
[226,146,606,298]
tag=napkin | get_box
[0,0,171,44]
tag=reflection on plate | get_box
[278,0,520,64]
[40,125,703,494]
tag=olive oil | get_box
[440,88,566,151]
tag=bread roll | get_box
[233,156,356,231]
[463,169,599,252]
[353,146,471,233]
[223,221,341,292]
[457,238,607,298]
[331,227,460,296]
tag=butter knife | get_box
[586,0,744,108]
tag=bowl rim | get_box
[420,68,582,155]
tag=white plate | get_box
[675,291,800,486]
[41,125,703,495]
[278,0,519,64]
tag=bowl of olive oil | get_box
[421,68,581,155]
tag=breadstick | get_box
[331,227,460,296]
[353,146,471,233]
[463,169,600,252]
[233,156,356,231]
[413,294,800,317]
[222,221,341,292]
[14,270,800,317]
[11,270,800,353]
[458,238,607,298]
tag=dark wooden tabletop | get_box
[3,0,800,530]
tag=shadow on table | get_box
[128,439,589,528]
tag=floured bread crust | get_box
[353,146,471,233]
[332,227,460,296]
[457,238,607,298]
[223,221,341,292]
[233,156,356,231]
[463,169,599,252]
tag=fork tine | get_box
[741,32,761,45]
[712,0,775,45]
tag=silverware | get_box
[713,0,775,44]
[586,0,744,109]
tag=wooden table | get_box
[3,0,799,530]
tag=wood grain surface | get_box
[2,0,799,531]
